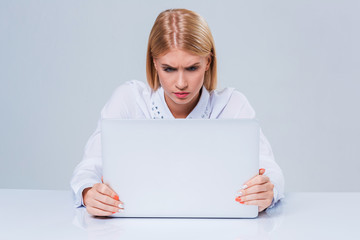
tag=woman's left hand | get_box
[235,168,274,212]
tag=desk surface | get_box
[1,189,359,240]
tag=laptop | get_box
[101,119,259,218]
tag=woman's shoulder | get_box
[101,80,151,118]
[210,87,250,106]
[228,89,252,106]
[210,87,255,118]
[111,80,151,97]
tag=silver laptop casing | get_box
[102,119,259,218]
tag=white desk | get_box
[1,189,359,240]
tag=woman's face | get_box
[153,49,210,117]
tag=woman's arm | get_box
[222,90,285,210]
[235,130,285,212]
[258,129,285,209]
[70,120,103,208]
[70,82,139,215]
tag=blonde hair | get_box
[146,9,217,91]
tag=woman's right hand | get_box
[82,181,124,216]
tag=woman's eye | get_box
[163,67,176,72]
[187,66,198,71]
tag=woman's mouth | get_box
[174,92,190,99]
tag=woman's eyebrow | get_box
[161,62,201,68]
[186,62,201,67]
[161,64,176,68]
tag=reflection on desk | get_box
[0,189,359,240]
[72,203,283,239]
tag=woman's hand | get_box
[235,168,274,212]
[82,177,125,216]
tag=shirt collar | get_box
[150,85,210,119]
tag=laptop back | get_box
[101,119,259,218]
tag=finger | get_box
[95,183,125,208]
[93,183,121,202]
[97,180,122,203]
[86,206,115,217]
[85,187,125,211]
[243,173,259,187]
[241,199,271,208]
[87,197,123,213]
[239,182,273,196]
[246,181,274,195]
[105,186,124,208]
[236,175,270,197]
[236,191,271,202]
[240,168,266,191]
[92,184,123,207]
[244,175,270,189]
[93,190,123,208]
[105,184,119,200]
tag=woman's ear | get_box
[205,55,212,71]
[153,59,158,71]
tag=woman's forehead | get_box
[156,49,205,66]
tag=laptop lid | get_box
[101,119,259,218]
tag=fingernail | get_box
[118,203,124,208]
[118,209,124,212]
[112,212,116,214]
[235,197,242,202]
[242,185,248,190]
[235,191,242,197]
[114,195,119,201]
[240,202,245,204]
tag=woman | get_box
[71,8,285,216]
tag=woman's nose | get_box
[175,72,188,90]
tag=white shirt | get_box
[70,80,285,210]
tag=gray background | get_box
[1,0,359,192]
